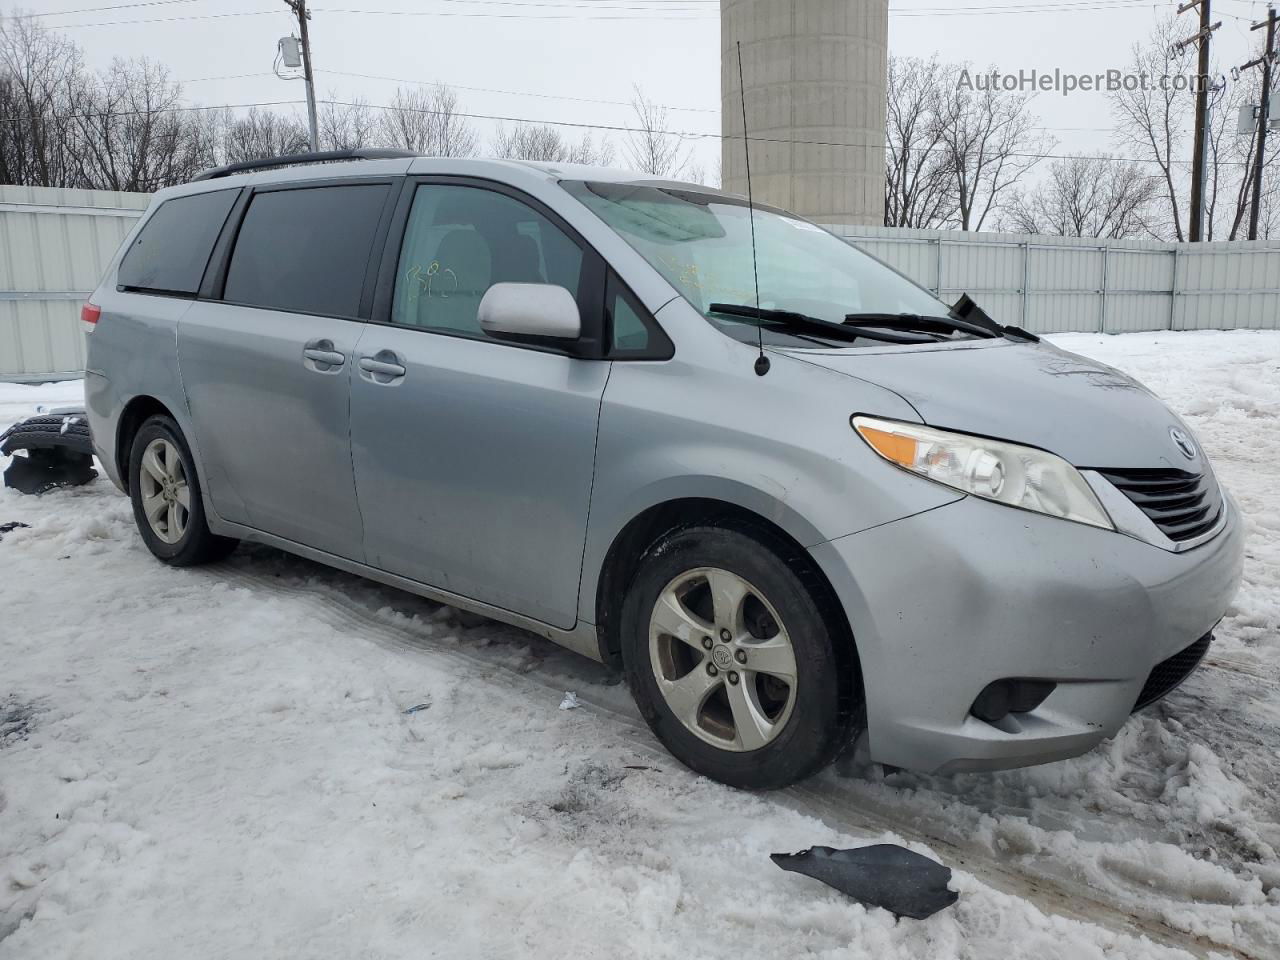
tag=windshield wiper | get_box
[842,312,999,340]
[951,292,1039,342]
[708,304,936,345]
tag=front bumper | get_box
[811,491,1244,775]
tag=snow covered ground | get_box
[1,330,1277,960]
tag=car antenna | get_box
[737,41,770,377]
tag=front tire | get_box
[128,415,236,566]
[620,524,857,789]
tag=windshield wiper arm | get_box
[708,304,936,345]
[842,312,999,340]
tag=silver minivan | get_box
[84,150,1244,789]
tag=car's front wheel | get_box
[128,414,236,566]
[620,524,857,789]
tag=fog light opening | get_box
[970,679,1057,725]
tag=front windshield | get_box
[562,180,952,335]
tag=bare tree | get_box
[222,106,309,164]
[884,55,958,228]
[1109,18,1200,240]
[625,85,686,176]
[1003,154,1160,238]
[318,93,377,151]
[936,66,1052,231]
[0,12,81,186]
[378,84,477,158]
[490,121,612,165]
[1209,62,1280,240]
[68,57,207,191]
[1110,17,1279,241]
[1257,164,1280,238]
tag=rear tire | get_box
[620,524,857,789]
[128,415,236,566]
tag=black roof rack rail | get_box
[191,147,421,182]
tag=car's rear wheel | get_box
[128,415,236,566]
[620,524,856,789]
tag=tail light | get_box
[81,301,101,333]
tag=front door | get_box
[349,181,609,629]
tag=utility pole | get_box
[1241,6,1277,240]
[1176,0,1221,241]
[284,0,319,152]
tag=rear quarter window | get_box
[117,188,239,295]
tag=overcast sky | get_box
[16,0,1276,181]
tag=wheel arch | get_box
[115,395,177,493]
[591,496,863,712]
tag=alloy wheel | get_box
[648,566,798,751]
[138,438,190,545]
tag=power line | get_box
[1,93,1257,166]
[7,0,197,17]
[321,95,1260,166]
[890,0,1164,14]
[180,72,279,83]
[42,7,710,28]
[313,5,711,20]
[38,0,1180,28]
[40,10,284,29]
[319,68,1142,130]
[317,68,718,114]
[317,0,715,8]
[0,99,305,125]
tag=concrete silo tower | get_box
[721,0,889,225]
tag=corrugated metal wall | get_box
[838,224,1280,335]
[0,185,149,381]
[0,186,1276,382]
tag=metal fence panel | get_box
[839,225,1280,337]
[1,187,1278,381]
[0,186,148,380]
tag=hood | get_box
[779,339,1200,470]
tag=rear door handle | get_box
[304,348,346,366]
[302,339,345,374]
[358,358,407,377]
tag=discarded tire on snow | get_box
[1,410,97,495]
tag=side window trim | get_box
[200,176,401,321]
[606,270,675,361]
[198,187,250,301]
[370,175,607,359]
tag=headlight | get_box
[852,415,1114,530]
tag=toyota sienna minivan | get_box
[83,150,1244,789]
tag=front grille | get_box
[1133,633,1212,712]
[1096,468,1223,543]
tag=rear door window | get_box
[117,188,239,295]
[224,183,390,318]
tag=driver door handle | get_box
[358,357,407,378]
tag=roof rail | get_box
[191,148,421,182]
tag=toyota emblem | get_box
[1170,427,1197,460]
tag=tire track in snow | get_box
[208,551,1262,960]
[1203,656,1278,689]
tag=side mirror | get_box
[478,282,581,341]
